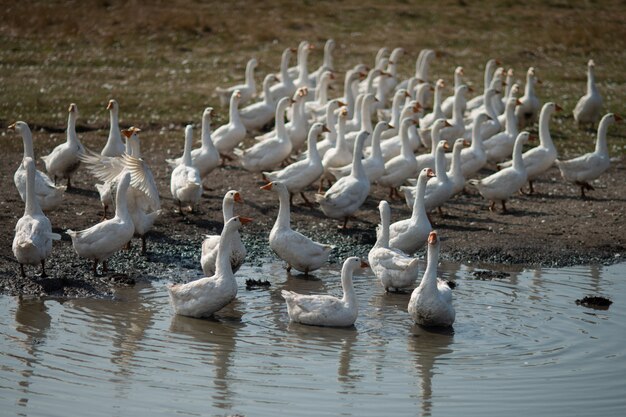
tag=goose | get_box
[345,93,377,147]
[101,99,125,157]
[213,90,247,158]
[41,103,84,188]
[408,231,455,328]
[484,97,521,163]
[378,47,404,99]
[215,58,257,106]
[168,216,251,318]
[256,87,307,145]
[379,101,422,161]
[166,107,220,178]
[456,112,490,178]
[439,85,469,144]
[465,58,499,112]
[464,88,502,141]
[170,125,203,212]
[447,138,469,195]
[281,256,366,327]
[497,82,520,127]
[12,157,61,278]
[201,190,247,276]
[340,66,367,119]
[358,67,386,96]
[369,200,419,292]
[422,141,454,214]
[397,49,435,97]
[345,93,364,133]
[501,68,515,107]
[315,99,344,158]
[415,119,450,173]
[287,41,308,80]
[390,168,435,254]
[469,132,531,212]
[240,74,279,132]
[374,47,390,70]
[237,97,293,173]
[515,67,541,129]
[377,88,410,129]
[378,118,418,198]
[316,131,371,228]
[573,59,603,128]
[441,66,465,118]
[10,121,65,211]
[556,113,621,198]
[294,41,315,90]
[67,172,134,274]
[498,102,561,193]
[305,71,335,122]
[320,107,352,190]
[81,127,161,253]
[329,121,390,183]
[419,79,446,134]
[263,123,327,205]
[309,39,335,87]
[270,48,297,102]
[261,181,332,274]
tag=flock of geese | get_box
[9,39,619,328]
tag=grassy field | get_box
[1,0,625,157]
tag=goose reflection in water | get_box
[408,325,454,417]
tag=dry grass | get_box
[1,0,625,156]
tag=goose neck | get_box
[182,127,194,166]
[307,130,321,163]
[370,125,383,159]
[24,162,41,216]
[512,136,526,170]
[595,116,611,155]
[263,78,274,106]
[420,242,440,290]
[20,127,35,160]
[588,65,598,94]
[229,95,241,124]
[505,101,518,135]
[350,136,366,179]
[201,116,216,151]
[67,111,78,145]
[245,61,256,88]
[435,147,448,181]
[115,175,131,220]
[360,98,373,132]
[275,186,292,230]
[376,205,390,248]
[538,107,554,149]
[215,225,235,277]
[340,264,357,306]
[400,121,412,158]
[222,197,234,223]
[411,175,429,220]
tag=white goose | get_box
[170,125,203,212]
[201,190,248,276]
[457,112,490,178]
[257,88,309,152]
[447,138,469,196]
[464,88,502,141]
[166,107,220,178]
[320,107,352,190]
[441,66,465,118]
[573,59,603,128]
[281,256,366,327]
[469,131,531,212]
[270,48,297,102]
[101,99,125,157]
[379,101,422,161]
[465,58,499,112]
[316,131,371,228]
[168,216,251,318]
[67,172,134,274]
[439,85,469,144]
[408,231,455,328]
[213,90,247,157]
[419,79,446,135]
[341,66,367,120]
[238,97,293,173]
[329,121,390,183]
[378,117,418,199]
[293,41,315,90]
[345,93,377,147]
[484,97,521,164]
[390,168,435,254]
[263,123,326,205]
[215,58,257,106]
[315,99,344,158]
[515,67,541,129]
[309,39,335,87]
[41,103,84,188]
[305,71,334,122]
[423,140,454,213]
[13,157,61,278]
[262,181,332,274]
[10,121,65,211]
[240,74,278,132]
[556,113,621,198]
[377,88,410,130]
[498,102,561,193]
[369,200,419,292]
[415,119,449,173]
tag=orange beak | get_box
[615,114,623,122]
[8,122,16,130]
[337,100,347,107]
[463,140,471,146]
[426,168,436,178]
[238,216,253,224]
[428,231,438,244]
[443,142,450,150]
[106,100,114,110]
[516,99,523,106]
[444,120,452,127]
[555,104,563,112]
[322,125,331,133]
[528,134,537,142]
[234,192,243,203]
[260,182,273,191]
[360,260,369,268]
[121,129,133,139]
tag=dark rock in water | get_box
[576,296,613,310]
[105,274,135,286]
[245,278,271,290]
[471,270,510,280]
[445,280,457,289]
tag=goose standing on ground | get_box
[213,90,247,159]
[170,125,203,213]
[201,190,247,276]
[102,99,125,157]
[439,85,469,144]
[10,121,65,211]
[281,257,366,327]
[457,113,490,178]
[238,97,293,173]
[390,168,435,254]
[573,59,603,128]
[240,74,279,132]
[419,79,446,134]
[320,107,352,190]
[270,48,297,102]
[464,88,502,141]
[262,181,332,274]
[380,101,422,161]
[294,41,315,90]
[441,66,465,118]
[422,141,454,214]
[469,132,531,212]
[215,58,257,107]
[67,172,134,274]
[378,117,418,199]
[315,99,343,158]
[369,200,419,292]
[408,231,455,328]
[41,103,84,188]
[317,131,371,228]
[377,88,409,130]
[263,123,327,205]
[166,107,220,179]
[516,67,541,129]
[168,216,251,318]
[556,113,621,198]
[415,119,449,173]
[498,102,561,193]
[13,157,61,278]
[309,39,335,87]
[258,87,309,152]
[466,58,499,112]
[484,97,521,164]
[447,138,469,196]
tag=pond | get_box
[1,260,625,417]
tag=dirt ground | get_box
[1,126,624,298]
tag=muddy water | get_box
[1,261,625,417]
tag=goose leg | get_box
[318,180,324,194]
[437,206,444,217]
[93,260,98,275]
[388,187,395,199]
[501,200,507,213]
[528,180,535,194]
[20,264,26,278]
[40,260,46,278]
[300,192,314,207]
[340,217,349,229]
[489,201,496,212]
[289,193,294,206]
[103,261,108,273]
[67,176,72,190]
[101,204,108,221]
[141,236,147,255]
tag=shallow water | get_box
[1,260,625,417]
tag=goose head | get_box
[106,99,118,111]
[224,215,253,234]
[225,190,243,204]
